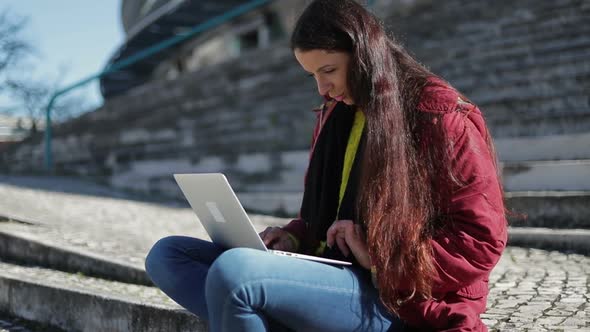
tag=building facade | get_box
[101,0,313,98]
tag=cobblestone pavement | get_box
[0,175,589,331]
[484,248,589,331]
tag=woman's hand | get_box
[326,220,371,269]
[259,227,298,252]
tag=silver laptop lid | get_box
[174,173,268,251]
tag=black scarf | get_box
[300,102,365,260]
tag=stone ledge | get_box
[506,191,590,229]
[501,159,590,191]
[495,132,590,162]
[0,311,66,332]
[1,217,589,291]
[0,260,206,332]
[508,227,590,255]
[1,247,588,331]
[0,224,151,286]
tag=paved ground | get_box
[0,175,286,269]
[0,175,588,331]
[486,248,589,330]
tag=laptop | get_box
[174,173,352,266]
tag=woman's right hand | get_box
[259,227,298,252]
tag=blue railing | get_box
[44,0,379,171]
[44,0,272,172]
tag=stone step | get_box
[507,227,590,255]
[495,132,590,162]
[453,60,590,97]
[108,150,310,197]
[237,191,303,216]
[240,190,590,232]
[439,41,590,79]
[238,190,590,233]
[486,112,590,138]
[0,212,289,290]
[0,312,65,332]
[2,230,588,331]
[0,221,152,286]
[506,191,590,229]
[0,259,206,332]
[0,213,587,330]
[501,159,590,191]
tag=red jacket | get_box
[283,77,507,331]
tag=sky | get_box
[1,0,124,116]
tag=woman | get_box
[145,0,507,331]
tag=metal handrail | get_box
[44,0,272,172]
[43,0,380,172]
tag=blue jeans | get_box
[145,236,403,332]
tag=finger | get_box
[339,222,359,243]
[338,219,354,227]
[327,222,346,248]
[343,223,360,242]
[259,226,272,239]
[336,234,350,257]
[326,224,339,248]
[262,228,280,246]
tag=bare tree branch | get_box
[0,7,89,135]
[0,9,32,91]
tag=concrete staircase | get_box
[497,132,590,253]
[0,218,208,332]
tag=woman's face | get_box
[294,49,353,105]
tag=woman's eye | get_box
[324,69,335,74]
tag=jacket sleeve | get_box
[428,110,507,294]
[281,218,307,251]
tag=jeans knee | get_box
[145,236,182,285]
[205,248,264,299]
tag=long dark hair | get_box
[291,0,501,313]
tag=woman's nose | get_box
[316,78,332,96]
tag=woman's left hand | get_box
[326,220,371,269]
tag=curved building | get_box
[100,0,303,99]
